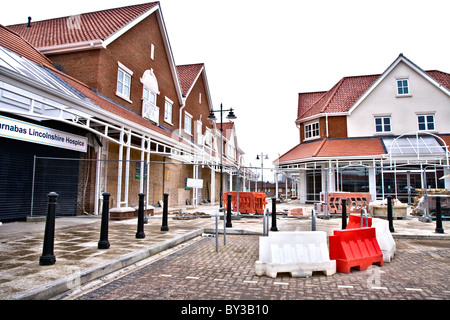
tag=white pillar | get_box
[369,166,377,200]
[94,141,102,215]
[211,167,216,204]
[117,130,124,207]
[124,131,131,207]
[444,167,450,189]
[299,171,306,203]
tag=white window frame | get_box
[164,97,173,125]
[205,127,212,146]
[196,120,203,144]
[143,88,157,105]
[227,143,235,160]
[184,111,193,136]
[116,62,133,102]
[304,121,320,140]
[374,116,391,133]
[396,77,410,96]
[417,113,435,131]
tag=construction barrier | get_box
[372,219,396,262]
[329,227,383,273]
[222,192,266,214]
[254,231,336,278]
[287,207,309,218]
[345,215,396,263]
[328,192,371,214]
[346,214,372,229]
[254,193,267,214]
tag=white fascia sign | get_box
[0,115,88,152]
[186,178,203,189]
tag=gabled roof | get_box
[176,63,215,111]
[7,2,184,105]
[219,121,235,139]
[177,63,204,97]
[7,2,159,50]
[297,54,450,122]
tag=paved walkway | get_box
[0,201,448,300]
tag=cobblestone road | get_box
[69,235,449,302]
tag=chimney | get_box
[27,16,32,28]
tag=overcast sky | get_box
[2,0,450,177]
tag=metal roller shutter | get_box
[0,137,80,221]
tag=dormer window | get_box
[305,121,320,140]
[396,78,410,96]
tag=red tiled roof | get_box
[0,24,54,68]
[316,138,386,157]
[298,70,450,121]
[439,135,450,148]
[297,91,326,119]
[6,2,158,48]
[298,74,379,121]
[176,63,204,97]
[218,121,235,139]
[277,139,325,162]
[278,138,386,163]
[427,70,450,91]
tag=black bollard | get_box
[98,192,111,249]
[226,193,232,228]
[387,196,395,233]
[136,193,146,239]
[39,192,59,266]
[341,198,347,229]
[435,196,444,234]
[271,197,278,231]
[161,193,169,231]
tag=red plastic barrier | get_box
[222,192,266,214]
[222,191,237,212]
[329,227,383,273]
[328,192,371,214]
[346,214,372,229]
[254,192,267,214]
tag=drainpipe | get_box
[179,102,186,134]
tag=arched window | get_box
[140,69,159,123]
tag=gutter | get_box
[38,40,104,55]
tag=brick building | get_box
[0,2,251,220]
[275,54,450,204]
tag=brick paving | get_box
[73,235,450,301]
[1,202,449,301]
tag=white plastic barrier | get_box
[254,231,336,278]
[372,218,396,262]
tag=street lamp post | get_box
[207,103,237,207]
[257,153,269,194]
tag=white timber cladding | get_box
[347,61,450,138]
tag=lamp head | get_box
[207,111,216,121]
[226,108,237,120]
